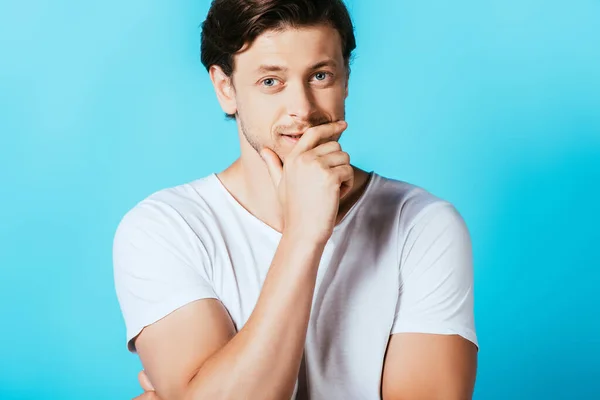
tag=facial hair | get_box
[238,111,263,155]
[237,109,346,164]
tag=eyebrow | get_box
[255,59,338,74]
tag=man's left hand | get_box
[132,370,161,400]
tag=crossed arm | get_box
[133,299,477,400]
[117,201,478,399]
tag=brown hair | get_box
[200,0,357,119]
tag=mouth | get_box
[281,132,304,143]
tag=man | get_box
[113,0,479,399]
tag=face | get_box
[215,24,348,162]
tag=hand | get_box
[132,370,161,400]
[260,120,354,244]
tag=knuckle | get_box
[298,152,311,165]
[330,141,342,151]
[315,157,328,171]
[340,167,350,179]
[325,170,338,185]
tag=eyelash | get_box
[260,72,334,87]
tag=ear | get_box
[209,65,237,116]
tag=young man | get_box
[113,1,479,399]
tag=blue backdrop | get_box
[1,1,598,399]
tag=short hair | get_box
[200,0,357,119]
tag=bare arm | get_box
[382,333,478,400]
[136,233,326,400]
[382,203,479,399]
[133,121,352,400]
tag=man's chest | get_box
[210,233,400,398]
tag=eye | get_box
[261,78,280,87]
[314,72,329,81]
[311,71,335,85]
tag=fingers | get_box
[319,150,350,168]
[138,370,155,392]
[260,147,283,187]
[332,164,355,199]
[134,371,159,400]
[132,391,160,400]
[290,120,347,157]
[311,141,341,157]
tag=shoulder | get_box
[113,174,223,251]
[365,172,470,251]
[367,172,462,225]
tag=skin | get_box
[210,24,370,235]
[131,24,478,400]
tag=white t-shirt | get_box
[113,171,478,399]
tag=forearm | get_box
[184,232,325,400]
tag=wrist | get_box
[281,226,330,249]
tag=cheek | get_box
[241,92,279,123]
[323,84,347,108]
[238,92,263,120]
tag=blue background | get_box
[1,0,598,399]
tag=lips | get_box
[282,132,303,138]
[282,132,303,143]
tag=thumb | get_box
[260,148,283,187]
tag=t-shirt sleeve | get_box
[390,202,478,349]
[112,198,219,353]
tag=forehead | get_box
[234,25,343,74]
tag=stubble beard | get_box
[238,112,264,156]
[237,109,346,165]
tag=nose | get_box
[286,81,316,122]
